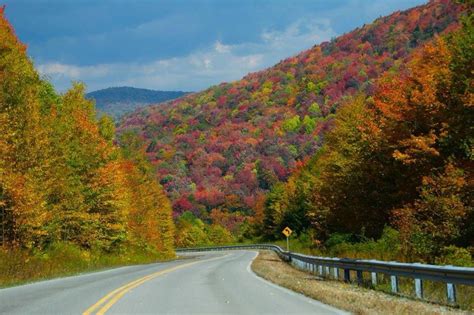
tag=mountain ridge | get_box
[86,86,189,119]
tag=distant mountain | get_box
[86,87,189,119]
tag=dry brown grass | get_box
[251,250,470,315]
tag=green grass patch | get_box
[0,242,175,288]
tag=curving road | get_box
[0,251,346,314]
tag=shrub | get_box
[435,245,473,267]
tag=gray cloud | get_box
[38,17,336,92]
[7,0,426,93]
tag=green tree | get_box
[302,115,316,134]
[262,183,287,239]
[282,115,301,133]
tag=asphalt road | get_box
[0,250,346,314]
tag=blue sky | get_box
[4,0,426,92]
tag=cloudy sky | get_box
[4,0,426,93]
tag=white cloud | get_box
[38,17,336,92]
[38,63,81,78]
[261,18,333,50]
[38,63,110,79]
[215,41,231,53]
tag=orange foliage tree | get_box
[0,9,175,257]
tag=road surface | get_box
[0,250,346,314]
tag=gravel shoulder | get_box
[251,250,469,315]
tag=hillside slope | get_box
[119,0,463,216]
[87,86,188,119]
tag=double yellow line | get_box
[83,254,228,315]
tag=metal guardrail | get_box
[177,244,474,304]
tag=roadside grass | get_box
[251,250,471,315]
[370,275,474,311]
[0,242,175,288]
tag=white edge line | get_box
[246,251,351,315]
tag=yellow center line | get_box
[83,253,230,315]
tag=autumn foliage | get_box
[0,8,174,258]
[1,0,471,269]
[260,2,473,264]
[115,1,472,260]
[119,0,463,226]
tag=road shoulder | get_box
[251,250,468,315]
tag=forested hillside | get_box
[0,7,174,283]
[261,10,473,264]
[86,87,188,119]
[119,0,465,247]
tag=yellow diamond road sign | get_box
[282,226,292,237]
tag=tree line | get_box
[0,8,174,257]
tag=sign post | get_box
[282,226,293,252]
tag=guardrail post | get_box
[446,283,456,304]
[390,275,399,293]
[318,265,323,276]
[415,278,423,299]
[343,269,351,282]
[325,266,330,278]
[333,267,339,280]
[371,272,377,286]
[356,270,363,286]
